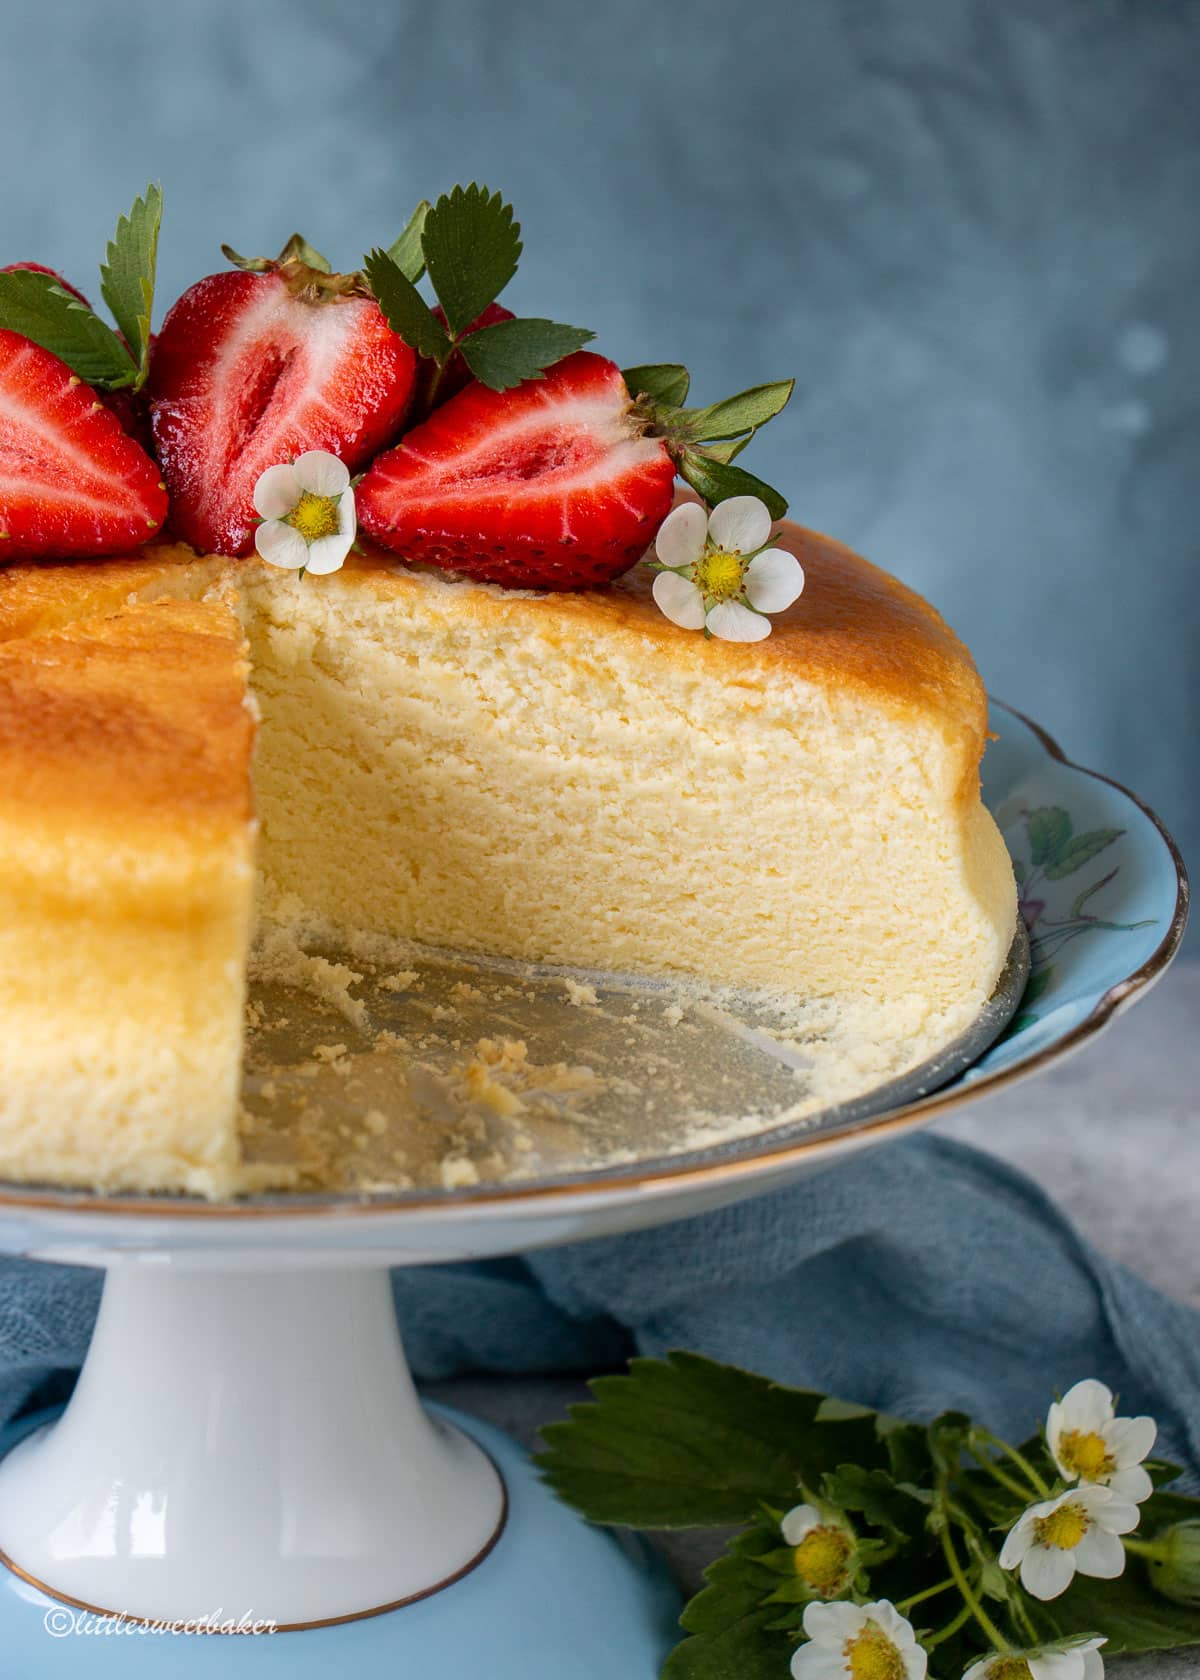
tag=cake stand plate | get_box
[0,703,1185,1671]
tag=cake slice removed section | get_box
[0,598,256,1194]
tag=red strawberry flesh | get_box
[0,330,167,562]
[148,271,417,555]
[358,351,675,589]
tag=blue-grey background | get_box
[3,0,1197,869]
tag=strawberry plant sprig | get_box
[624,362,795,519]
[364,184,595,405]
[537,1354,1200,1680]
[0,184,161,392]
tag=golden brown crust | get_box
[0,519,987,779]
[335,522,989,766]
[0,598,255,838]
[0,542,219,641]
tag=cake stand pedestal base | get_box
[0,1265,680,1675]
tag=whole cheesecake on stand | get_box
[0,188,1017,1196]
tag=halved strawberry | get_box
[357,351,676,589]
[148,266,417,555]
[0,330,168,562]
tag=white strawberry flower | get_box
[1046,1379,1157,1504]
[791,1599,926,1680]
[964,1636,1106,1680]
[253,450,356,575]
[781,1503,856,1599]
[998,1484,1139,1601]
[650,495,803,641]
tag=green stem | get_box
[1124,1536,1169,1562]
[972,1430,1050,1499]
[897,1576,958,1614]
[925,1602,974,1650]
[967,1445,1038,1503]
[940,1517,1010,1653]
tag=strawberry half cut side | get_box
[357,351,676,589]
[148,269,417,556]
[0,330,168,562]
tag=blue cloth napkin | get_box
[2,1136,1198,1480]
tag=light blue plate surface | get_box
[0,1404,680,1678]
[969,701,1188,1082]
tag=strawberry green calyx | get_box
[220,236,370,305]
[364,183,594,402]
[624,364,795,520]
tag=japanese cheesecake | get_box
[0,526,1016,1195]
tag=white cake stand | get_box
[0,704,1185,1677]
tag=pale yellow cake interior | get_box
[0,526,1017,1196]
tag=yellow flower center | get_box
[1034,1501,1091,1551]
[984,1660,1035,1680]
[286,490,341,543]
[843,1622,906,1680]
[793,1525,853,1597]
[692,548,746,602]
[1058,1429,1115,1482]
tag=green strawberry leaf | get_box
[421,183,521,337]
[99,182,162,386]
[700,433,755,465]
[363,248,451,363]
[1044,829,1123,881]
[1027,807,1073,869]
[624,362,691,406]
[385,200,431,283]
[1031,1564,1200,1654]
[0,268,136,389]
[673,380,795,443]
[676,449,788,520]
[820,1463,920,1542]
[536,1352,890,1529]
[664,1531,797,1680]
[458,316,594,392]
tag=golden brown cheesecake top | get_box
[0,520,987,772]
[0,597,254,839]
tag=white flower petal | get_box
[781,1504,821,1546]
[1107,1464,1153,1504]
[255,520,309,570]
[963,1660,995,1680]
[708,494,772,555]
[253,462,302,520]
[1106,1415,1157,1467]
[1092,1496,1140,1535]
[652,570,706,630]
[1073,1525,1126,1578]
[791,1645,847,1680]
[864,1602,912,1645]
[999,1512,1038,1569]
[1021,1544,1077,1601]
[1029,1649,1088,1680]
[706,600,772,642]
[803,1600,865,1646]
[294,449,351,496]
[654,502,708,569]
[744,548,805,614]
[1059,1380,1115,1435]
[303,532,354,575]
[1081,1640,1107,1680]
[337,486,357,535]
